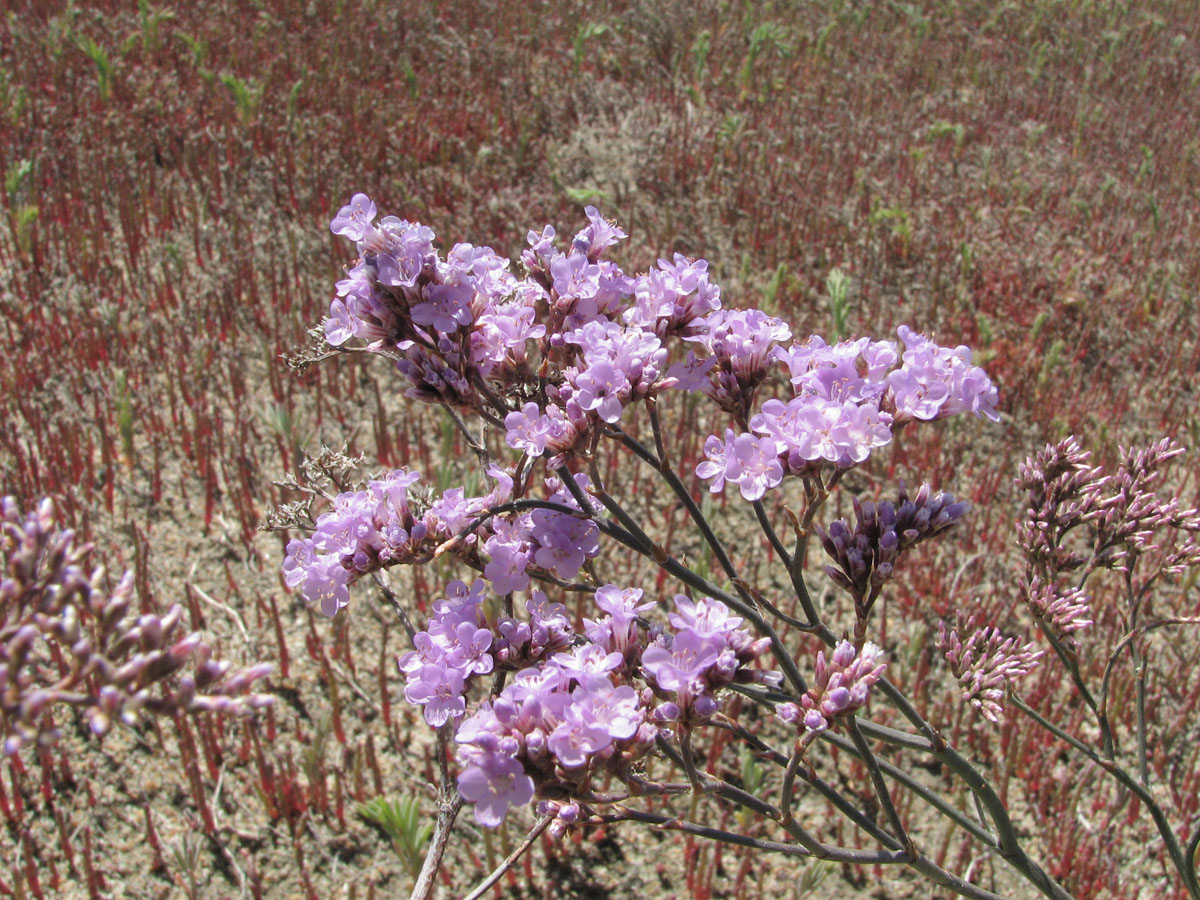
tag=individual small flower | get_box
[404,662,467,727]
[937,613,1042,723]
[695,429,784,500]
[641,630,721,694]
[457,752,536,827]
[330,193,377,241]
[572,205,627,259]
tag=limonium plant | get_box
[268,195,1200,900]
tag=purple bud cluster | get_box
[1089,439,1200,574]
[395,584,776,827]
[937,612,1042,723]
[1016,436,1113,575]
[776,640,886,736]
[817,483,970,614]
[1,497,272,755]
[1024,576,1092,637]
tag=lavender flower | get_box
[457,752,536,827]
[694,429,784,501]
[330,193,377,241]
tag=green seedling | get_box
[137,0,175,54]
[358,795,434,877]
[78,36,113,103]
[868,205,913,258]
[572,21,609,74]
[563,185,609,206]
[928,120,966,151]
[691,29,711,82]
[113,368,136,466]
[736,746,764,829]
[761,262,788,315]
[5,158,32,202]
[740,22,791,99]
[220,72,262,124]
[825,267,850,342]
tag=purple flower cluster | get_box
[283,468,429,617]
[641,594,776,721]
[283,469,600,618]
[298,199,1008,830]
[695,328,998,500]
[323,196,997,504]
[683,308,793,418]
[395,583,778,827]
[776,640,886,736]
[624,253,722,339]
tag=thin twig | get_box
[187,583,252,646]
[847,719,912,855]
[460,816,552,900]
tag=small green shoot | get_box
[113,368,136,466]
[762,262,788,314]
[563,185,610,206]
[5,158,32,201]
[138,0,175,54]
[358,795,434,877]
[78,36,113,103]
[736,746,764,828]
[691,30,711,82]
[928,120,965,151]
[825,267,850,342]
[572,22,609,74]
[220,72,262,124]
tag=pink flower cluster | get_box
[776,640,886,736]
[937,613,1042,723]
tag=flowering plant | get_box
[272,196,1200,900]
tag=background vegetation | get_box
[2,0,1198,897]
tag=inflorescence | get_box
[280,196,1008,827]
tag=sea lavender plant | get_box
[272,197,1200,900]
[1,497,274,756]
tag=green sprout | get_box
[825,267,851,342]
[358,795,434,877]
[78,36,113,103]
